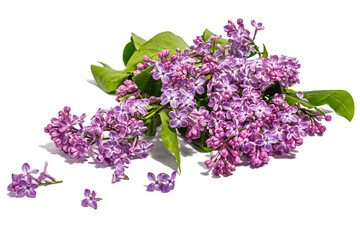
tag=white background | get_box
[1,0,359,239]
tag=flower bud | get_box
[204,160,214,168]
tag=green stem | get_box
[38,180,63,186]
[143,104,168,120]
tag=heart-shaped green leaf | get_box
[302,90,355,121]
[125,31,189,72]
[285,89,355,121]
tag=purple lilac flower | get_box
[277,105,299,123]
[249,101,272,118]
[255,131,278,152]
[128,99,150,117]
[190,36,211,55]
[19,163,39,179]
[251,20,265,31]
[271,120,288,141]
[272,93,285,105]
[37,161,55,183]
[161,89,180,108]
[251,19,265,40]
[81,189,101,210]
[169,110,188,128]
[225,119,241,137]
[191,76,206,94]
[134,140,154,159]
[7,174,21,193]
[208,111,226,129]
[16,178,38,198]
[153,62,168,80]
[130,120,147,137]
[112,160,129,183]
[146,171,177,193]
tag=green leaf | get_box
[145,112,161,137]
[247,51,257,58]
[202,29,228,48]
[123,41,136,66]
[122,33,146,66]
[132,65,162,97]
[131,32,146,50]
[262,44,268,58]
[284,89,355,121]
[178,126,213,153]
[302,90,355,122]
[91,62,131,93]
[159,111,181,172]
[125,31,189,72]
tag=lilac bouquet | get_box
[45,18,354,181]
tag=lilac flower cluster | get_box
[146,171,177,193]
[44,99,154,182]
[8,162,62,198]
[148,48,213,143]
[130,18,331,177]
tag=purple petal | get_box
[169,111,177,119]
[112,173,117,183]
[43,161,49,171]
[264,143,273,152]
[159,173,170,182]
[169,119,179,128]
[269,135,278,143]
[251,19,256,27]
[22,163,30,173]
[147,172,156,182]
[179,120,188,128]
[255,139,265,146]
[20,179,28,186]
[16,188,26,197]
[146,183,156,192]
[89,201,98,210]
[296,91,304,99]
[84,189,90,197]
[152,71,161,80]
[27,189,37,198]
[161,183,171,193]
[139,151,149,158]
[81,199,89,207]
[196,87,204,95]
[29,169,39,174]
[171,171,177,180]
[11,174,19,182]
[90,191,97,198]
